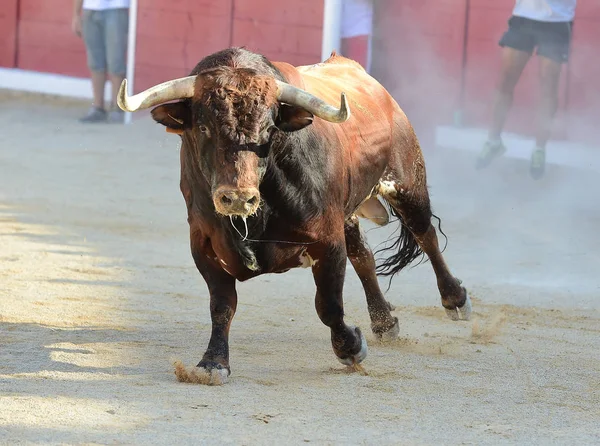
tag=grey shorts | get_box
[82,8,129,75]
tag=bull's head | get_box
[117,68,349,218]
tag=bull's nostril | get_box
[247,196,258,205]
[221,195,233,205]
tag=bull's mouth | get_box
[225,213,257,243]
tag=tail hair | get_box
[374,203,448,292]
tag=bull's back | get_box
[274,54,398,213]
[299,56,394,130]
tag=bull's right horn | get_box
[275,81,350,123]
[117,76,197,112]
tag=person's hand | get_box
[72,15,82,37]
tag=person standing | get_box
[476,0,577,179]
[71,0,130,123]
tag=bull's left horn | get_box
[275,81,350,123]
[117,76,197,112]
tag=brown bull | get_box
[118,47,471,385]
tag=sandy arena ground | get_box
[1,91,599,445]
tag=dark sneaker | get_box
[79,106,107,123]
[476,139,506,169]
[108,109,125,124]
[530,148,546,180]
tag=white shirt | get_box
[513,0,577,22]
[341,0,373,38]
[83,0,130,11]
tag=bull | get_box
[117,47,471,385]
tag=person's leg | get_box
[529,57,562,179]
[477,16,534,169]
[488,48,532,141]
[107,72,126,123]
[529,21,572,179]
[104,8,130,123]
[90,71,107,110]
[80,10,108,122]
[536,58,562,149]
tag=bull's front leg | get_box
[192,249,237,385]
[312,243,368,366]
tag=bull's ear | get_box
[275,104,314,132]
[150,102,191,135]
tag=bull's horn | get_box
[275,81,350,123]
[117,76,197,112]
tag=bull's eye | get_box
[199,125,210,135]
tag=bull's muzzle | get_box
[213,187,261,217]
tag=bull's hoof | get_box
[445,289,472,321]
[198,366,230,386]
[373,317,400,342]
[174,360,230,385]
[336,326,368,366]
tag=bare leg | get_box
[530,56,562,179]
[108,73,125,108]
[108,72,126,123]
[477,47,531,168]
[79,71,108,122]
[91,71,107,110]
[489,47,531,140]
[312,242,367,365]
[536,56,561,148]
[345,215,399,339]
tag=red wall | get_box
[373,0,600,145]
[0,0,18,67]
[0,0,324,89]
[1,0,598,145]
[564,2,600,144]
[231,0,323,66]
[462,0,573,139]
[16,0,88,77]
[372,0,468,149]
[461,0,600,143]
[134,0,324,92]
[134,0,233,93]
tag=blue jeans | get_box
[82,8,129,76]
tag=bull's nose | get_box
[214,187,260,216]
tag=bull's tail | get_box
[374,203,425,291]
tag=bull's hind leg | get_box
[312,242,368,366]
[378,175,472,321]
[345,215,399,340]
